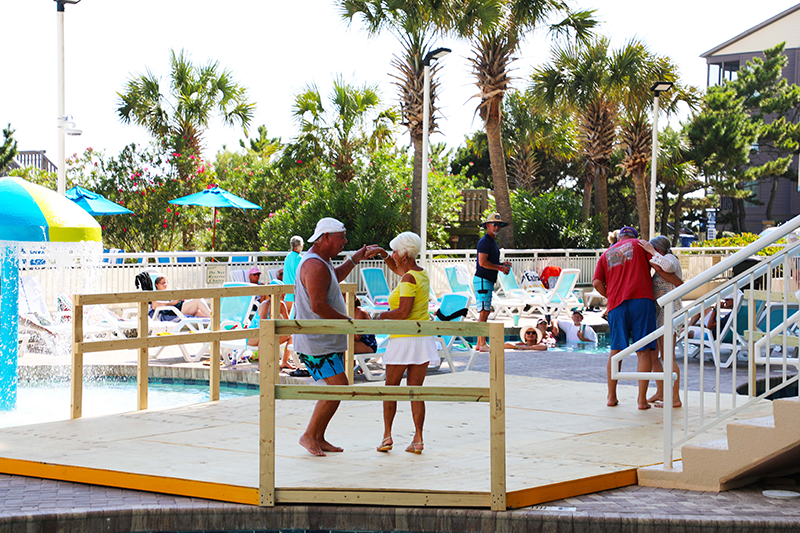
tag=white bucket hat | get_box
[308,217,346,242]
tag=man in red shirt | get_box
[592,226,655,410]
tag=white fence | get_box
[19,246,760,314]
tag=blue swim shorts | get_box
[297,352,346,381]
[473,276,494,312]
[608,298,657,351]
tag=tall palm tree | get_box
[117,49,255,165]
[615,48,696,238]
[529,37,688,237]
[655,126,700,244]
[342,0,456,235]
[288,76,397,182]
[455,0,596,248]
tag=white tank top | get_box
[292,251,348,355]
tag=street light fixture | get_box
[56,0,81,196]
[648,80,674,239]
[420,47,450,266]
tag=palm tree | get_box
[456,1,596,248]
[502,90,577,192]
[287,76,397,183]
[341,0,459,234]
[655,127,701,244]
[615,48,696,238]
[117,49,255,166]
[530,37,687,237]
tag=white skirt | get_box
[383,336,440,367]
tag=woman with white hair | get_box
[283,235,304,314]
[372,232,438,454]
[639,235,684,408]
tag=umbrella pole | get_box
[212,207,217,251]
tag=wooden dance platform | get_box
[0,372,773,509]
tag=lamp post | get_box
[420,47,450,266]
[649,81,673,239]
[56,0,81,196]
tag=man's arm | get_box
[333,245,383,282]
[301,259,351,320]
[592,279,607,297]
[478,252,511,275]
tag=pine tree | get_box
[0,124,18,174]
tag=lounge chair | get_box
[361,268,391,310]
[444,265,525,320]
[524,268,581,318]
[230,269,247,283]
[18,277,115,355]
[218,282,259,365]
[433,293,477,372]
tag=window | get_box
[707,60,740,86]
[744,181,759,207]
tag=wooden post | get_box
[70,303,84,419]
[137,301,148,410]
[259,318,276,506]
[210,296,221,401]
[271,290,280,382]
[488,321,506,511]
[345,289,355,384]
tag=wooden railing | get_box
[71,284,508,510]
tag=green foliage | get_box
[450,131,492,188]
[0,124,18,173]
[260,148,465,251]
[510,189,602,249]
[66,145,213,252]
[690,233,784,256]
[212,150,299,251]
[239,125,282,161]
[8,166,58,189]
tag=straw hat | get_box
[519,325,541,344]
[480,212,509,228]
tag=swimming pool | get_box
[0,378,258,429]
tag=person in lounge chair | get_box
[150,275,211,321]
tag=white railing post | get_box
[663,299,674,468]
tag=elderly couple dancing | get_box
[292,217,437,457]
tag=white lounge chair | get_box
[524,268,582,318]
[433,293,477,372]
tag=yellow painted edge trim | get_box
[506,468,638,509]
[0,457,258,505]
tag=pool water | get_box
[0,379,258,429]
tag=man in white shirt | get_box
[553,309,597,343]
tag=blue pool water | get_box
[0,378,258,429]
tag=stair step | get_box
[774,397,800,427]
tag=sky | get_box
[2,0,799,169]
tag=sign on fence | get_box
[206,264,227,285]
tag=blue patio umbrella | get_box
[66,186,134,216]
[169,186,261,250]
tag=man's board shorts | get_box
[472,276,494,312]
[297,352,345,381]
[608,298,657,351]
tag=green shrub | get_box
[510,189,603,249]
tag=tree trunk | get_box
[484,105,515,249]
[766,176,778,221]
[633,170,650,239]
[410,132,423,236]
[672,192,684,246]
[595,170,608,237]
[582,173,593,221]
[737,198,747,233]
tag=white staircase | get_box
[638,397,800,491]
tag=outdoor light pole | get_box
[420,47,450,266]
[56,0,80,196]
[649,81,674,239]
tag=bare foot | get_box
[299,434,326,456]
[638,402,652,410]
[654,400,682,408]
[607,398,619,407]
[280,362,296,370]
[320,440,344,453]
[477,345,490,353]
[647,394,662,403]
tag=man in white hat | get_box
[294,217,382,456]
[473,213,512,352]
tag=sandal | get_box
[405,441,423,454]
[377,437,393,452]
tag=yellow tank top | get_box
[387,269,430,337]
